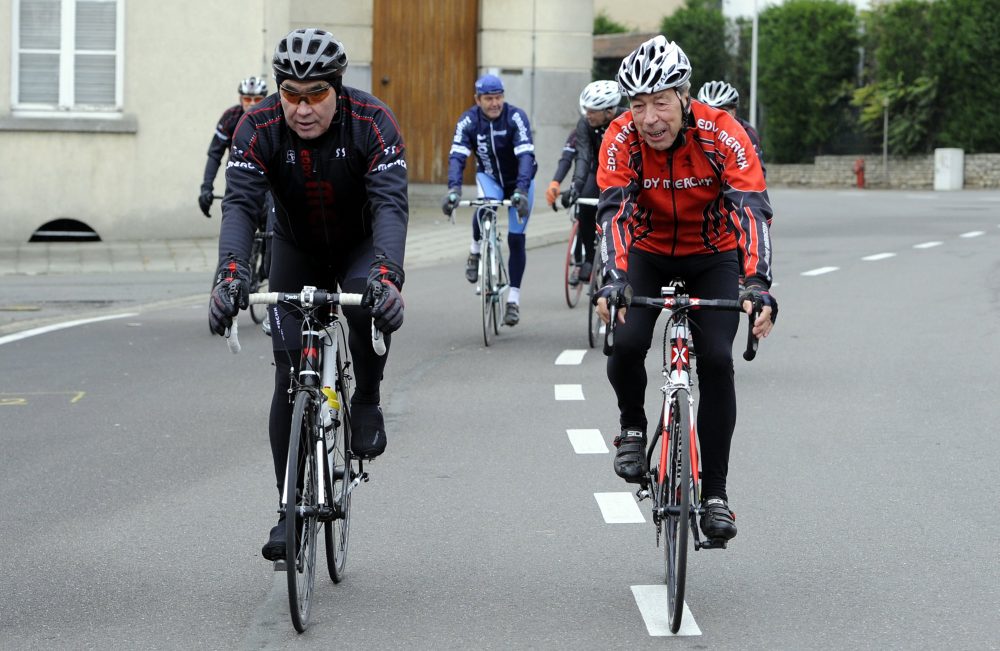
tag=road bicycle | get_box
[226,287,385,632]
[451,199,513,346]
[557,196,600,309]
[247,227,272,329]
[604,281,759,633]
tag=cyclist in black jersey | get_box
[696,80,766,176]
[198,76,268,218]
[207,29,408,562]
[566,80,626,286]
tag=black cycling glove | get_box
[442,188,461,216]
[199,186,214,218]
[511,188,530,219]
[208,255,251,335]
[363,257,405,334]
[739,283,778,323]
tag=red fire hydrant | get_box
[853,158,866,188]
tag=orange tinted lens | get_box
[279,85,332,105]
[242,95,264,104]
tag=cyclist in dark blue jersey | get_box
[442,74,538,326]
[207,29,408,562]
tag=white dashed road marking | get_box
[861,252,896,261]
[594,492,645,523]
[913,241,943,249]
[960,231,985,238]
[554,384,584,401]
[555,349,587,365]
[566,429,608,454]
[631,585,703,636]
[801,266,839,276]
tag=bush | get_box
[660,0,730,89]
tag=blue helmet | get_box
[475,74,504,95]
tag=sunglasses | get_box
[241,95,265,104]
[279,84,333,105]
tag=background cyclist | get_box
[442,74,538,327]
[565,80,626,286]
[594,36,776,542]
[696,80,766,175]
[198,76,268,218]
[208,29,408,562]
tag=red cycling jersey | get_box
[596,101,773,289]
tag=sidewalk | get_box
[0,187,571,276]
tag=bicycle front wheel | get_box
[248,237,266,324]
[587,255,602,348]
[324,349,353,583]
[493,238,507,335]
[564,221,583,308]
[481,238,495,346]
[287,391,319,632]
[664,389,692,633]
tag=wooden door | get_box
[373,0,478,184]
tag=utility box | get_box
[934,148,964,191]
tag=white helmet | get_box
[616,35,692,98]
[238,75,268,96]
[579,80,622,115]
[697,81,739,108]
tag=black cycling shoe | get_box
[503,302,520,326]
[578,261,593,283]
[465,253,480,284]
[351,401,387,459]
[613,429,647,483]
[700,497,737,540]
[261,513,286,561]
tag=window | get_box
[13,0,124,114]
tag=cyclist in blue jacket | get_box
[442,74,538,326]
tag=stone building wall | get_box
[766,154,1000,189]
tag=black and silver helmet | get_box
[238,75,267,96]
[697,81,740,108]
[272,28,348,83]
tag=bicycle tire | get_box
[481,234,495,346]
[587,255,602,348]
[493,235,506,335]
[664,389,692,633]
[286,391,319,632]
[324,346,352,583]
[564,221,583,308]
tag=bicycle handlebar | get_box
[604,295,760,361]
[225,289,386,356]
[448,198,519,225]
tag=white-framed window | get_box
[12,0,125,115]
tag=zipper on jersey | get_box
[491,120,505,188]
[668,151,679,257]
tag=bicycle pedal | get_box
[635,488,650,501]
[273,560,287,572]
[361,472,370,483]
[700,538,728,550]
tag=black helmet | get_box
[272,28,348,84]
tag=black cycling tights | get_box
[607,249,740,501]
[267,288,391,492]
[577,175,599,264]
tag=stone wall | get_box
[767,154,1000,189]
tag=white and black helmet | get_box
[272,28,348,83]
[238,76,267,96]
[579,80,622,114]
[697,81,740,108]
[616,35,692,98]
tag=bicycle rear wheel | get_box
[587,255,602,348]
[325,347,353,583]
[481,237,495,346]
[286,391,319,632]
[564,221,583,308]
[664,389,692,633]
[493,239,506,335]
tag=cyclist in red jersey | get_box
[594,35,777,542]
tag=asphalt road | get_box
[1,189,998,649]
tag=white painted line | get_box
[631,585,702,636]
[566,429,608,454]
[959,230,985,238]
[861,252,896,261]
[801,266,839,276]
[594,492,645,523]
[0,313,139,346]
[905,193,937,200]
[554,384,585,401]
[555,349,587,365]
[913,241,943,249]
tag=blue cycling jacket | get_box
[447,103,537,193]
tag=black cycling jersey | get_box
[219,87,408,276]
[201,104,244,191]
[551,129,577,185]
[571,107,628,195]
[737,116,766,177]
